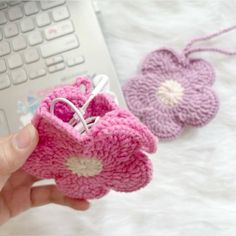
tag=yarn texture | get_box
[123,48,219,140]
[22,77,157,200]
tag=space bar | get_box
[41,35,79,58]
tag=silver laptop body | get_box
[0,0,126,136]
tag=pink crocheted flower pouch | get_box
[23,76,157,200]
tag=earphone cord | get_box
[50,97,90,133]
[183,24,236,56]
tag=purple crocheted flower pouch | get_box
[124,25,236,140]
[23,76,157,200]
[124,48,219,140]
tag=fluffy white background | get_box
[1,0,236,235]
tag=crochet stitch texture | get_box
[123,49,219,140]
[23,77,157,199]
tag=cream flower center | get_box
[157,80,184,106]
[65,156,103,177]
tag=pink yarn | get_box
[123,48,219,140]
[22,77,157,200]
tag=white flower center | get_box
[157,80,184,106]
[65,156,103,177]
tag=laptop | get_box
[0,0,126,137]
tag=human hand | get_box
[0,124,90,225]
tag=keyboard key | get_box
[52,6,70,22]
[67,56,85,67]
[29,68,46,80]
[36,12,51,27]
[0,74,11,90]
[24,48,39,64]
[8,6,23,21]
[44,20,74,40]
[8,1,21,6]
[0,2,7,10]
[0,60,6,73]
[24,2,39,16]
[4,23,18,38]
[41,35,79,58]
[20,18,35,33]
[0,12,7,25]
[28,31,43,46]
[12,36,27,51]
[11,68,27,85]
[40,0,65,10]
[46,55,63,66]
[48,63,65,73]
[7,54,23,69]
[0,42,11,56]
[0,110,9,136]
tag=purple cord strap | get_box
[184,24,236,56]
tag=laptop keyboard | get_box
[0,0,84,90]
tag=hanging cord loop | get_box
[184,24,236,56]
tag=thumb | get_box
[0,124,38,177]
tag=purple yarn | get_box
[124,24,236,140]
[123,48,219,140]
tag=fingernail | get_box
[12,124,36,150]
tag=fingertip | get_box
[0,124,39,176]
[29,123,39,149]
[25,123,39,148]
[12,124,38,151]
[65,198,90,211]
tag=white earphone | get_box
[50,74,110,134]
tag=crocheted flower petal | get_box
[90,109,157,154]
[187,59,215,87]
[84,93,118,118]
[177,88,219,126]
[119,113,157,153]
[23,141,83,179]
[88,123,156,164]
[23,115,85,178]
[55,174,109,199]
[130,123,157,153]
[141,48,183,75]
[110,151,152,192]
[123,75,155,117]
[142,110,184,140]
[22,146,54,179]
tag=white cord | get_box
[68,74,109,125]
[74,116,100,133]
[82,74,109,110]
[50,97,89,133]
[50,75,110,134]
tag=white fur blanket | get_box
[1,0,236,235]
